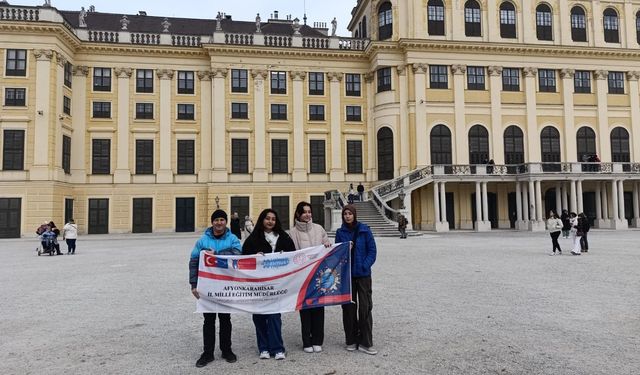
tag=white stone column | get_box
[440,182,447,226]
[53,52,66,179]
[611,180,619,221]
[329,72,345,181]
[618,180,626,220]
[555,183,562,213]
[488,66,503,164]
[156,69,174,183]
[628,72,640,164]
[558,0,572,45]
[452,64,468,164]
[197,71,212,183]
[577,179,584,213]
[433,182,440,225]
[601,182,609,220]
[561,69,577,162]
[524,67,539,163]
[522,182,529,223]
[595,70,610,161]
[528,180,536,220]
[592,1,604,47]
[31,49,54,180]
[114,67,132,183]
[397,65,410,175]
[251,70,268,182]
[475,182,482,224]
[633,182,640,227]
[561,182,568,211]
[521,0,535,44]
[211,68,228,182]
[413,64,428,167]
[535,180,543,221]
[365,72,375,181]
[482,182,489,223]
[292,71,307,181]
[595,183,602,220]
[570,179,577,213]
[70,65,89,183]
[516,182,523,222]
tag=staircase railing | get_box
[370,165,435,223]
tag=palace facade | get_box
[1,0,640,237]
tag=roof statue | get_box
[43,0,51,7]
[331,17,337,36]
[292,17,301,35]
[120,15,129,30]
[255,13,261,33]
[215,11,222,31]
[78,7,87,28]
[161,17,171,33]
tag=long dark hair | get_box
[253,208,286,237]
[293,201,312,225]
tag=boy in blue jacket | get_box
[189,209,241,367]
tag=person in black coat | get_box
[560,209,571,238]
[230,212,242,239]
[242,208,295,360]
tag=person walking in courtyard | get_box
[578,212,590,253]
[288,201,331,354]
[560,209,571,238]
[546,210,562,255]
[62,219,78,254]
[397,214,408,239]
[242,208,296,360]
[348,183,356,204]
[357,182,365,201]
[230,212,242,240]
[189,209,241,367]
[48,221,62,255]
[569,212,582,255]
[335,204,378,355]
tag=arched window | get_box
[427,0,445,36]
[362,15,368,38]
[378,2,393,41]
[464,0,481,37]
[499,2,516,39]
[377,127,394,180]
[603,8,619,43]
[355,29,360,38]
[611,127,630,171]
[571,6,587,42]
[430,125,452,165]
[576,127,597,172]
[468,125,489,165]
[504,126,524,173]
[540,126,561,172]
[536,4,553,41]
[636,11,640,45]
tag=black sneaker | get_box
[195,352,214,368]
[221,351,237,363]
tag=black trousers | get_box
[550,231,562,252]
[580,232,589,250]
[202,313,232,355]
[66,239,76,253]
[342,276,373,348]
[299,307,325,347]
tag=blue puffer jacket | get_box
[335,221,377,278]
[189,227,241,288]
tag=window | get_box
[378,2,393,40]
[467,66,485,90]
[309,140,326,173]
[91,139,110,174]
[636,11,640,45]
[231,69,248,93]
[177,71,194,94]
[608,71,624,94]
[271,139,288,173]
[310,195,326,228]
[177,104,195,120]
[361,15,368,38]
[62,135,71,174]
[346,106,362,121]
[270,71,286,94]
[377,67,392,92]
[536,4,553,41]
[464,0,481,37]
[230,197,250,228]
[309,72,324,95]
[231,138,249,173]
[499,2,516,39]
[4,88,25,106]
[309,105,325,121]
[92,102,111,118]
[502,68,520,91]
[231,103,249,119]
[63,96,71,115]
[271,104,287,120]
[271,196,290,230]
[468,125,489,165]
[177,140,194,174]
[429,65,448,89]
[610,127,630,164]
[538,69,556,92]
[346,140,363,174]
[93,68,111,91]
[503,125,524,166]
[345,74,361,96]
[5,49,26,76]
[427,0,445,36]
[571,6,587,42]
[574,70,591,93]
[135,103,153,119]
[540,126,561,171]
[576,127,597,163]
[64,62,72,88]
[135,139,154,175]
[603,8,619,43]
[430,125,452,165]
[136,69,153,93]
[2,130,24,170]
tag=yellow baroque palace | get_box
[1,0,640,237]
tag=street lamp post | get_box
[215,195,220,209]
[398,189,406,210]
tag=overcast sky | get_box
[18,0,356,35]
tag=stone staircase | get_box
[329,201,422,238]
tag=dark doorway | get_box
[88,198,109,234]
[176,197,195,232]
[583,192,596,227]
[64,198,74,225]
[445,192,455,229]
[508,192,517,228]
[468,125,489,174]
[230,196,250,229]
[377,127,394,181]
[471,192,498,228]
[132,198,153,233]
[544,189,558,218]
[624,191,633,225]
[0,198,21,238]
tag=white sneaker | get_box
[358,346,378,355]
[303,347,313,353]
[274,352,286,360]
[313,345,322,352]
[259,351,270,359]
[346,344,357,351]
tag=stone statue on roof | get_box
[215,11,222,31]
[161,17,171,33]
[43,0,51,7]
[331,17,337,36]
[255,13,261,33]
[120,15,129,30]
[79,7,87,28]
[293,17,301,35]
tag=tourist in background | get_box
[230,212,242,240]
[546,210,562,255]
[578,212,590,253]
[48,221,62,255]
[569,212,582,255]
[397,214,408,239]
[357,182,365,201]
[62,218,78,254]
[560,209,571,238]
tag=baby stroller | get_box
[37,234,57,256]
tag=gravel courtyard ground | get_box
[1,229,639,375]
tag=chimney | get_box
[274,10,279,19]
[138,11,147,16]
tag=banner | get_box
[196,242,352,314]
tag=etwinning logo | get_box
[263,258,289,269]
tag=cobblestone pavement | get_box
[1,230,639,375]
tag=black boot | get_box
[195,352,214,368]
